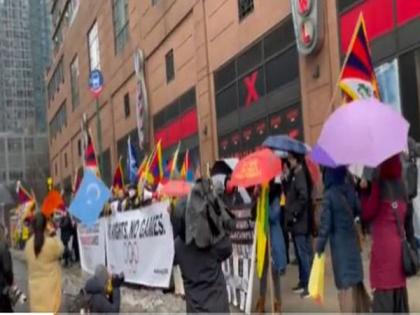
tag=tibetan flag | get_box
[339,13,380,101]
[112,158,124,193]
[137,154,148,179]
[169,143,180,180]
[127,136,139,185]
[84,129,100,176]
[16,181,33,204]
[149,140,163,185]
[180,150,194,182]
[256,184,269,278]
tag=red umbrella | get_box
[159,180,192,198]
[230,148,282,188]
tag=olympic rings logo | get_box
[123,240,139,266]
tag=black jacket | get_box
[0,241,13,291]
[84,276,121,313]
[285,166,310,235]
[60,215,73,244]
[174,236,232,313]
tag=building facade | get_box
[0,0,50,195]
[46,0,420,189]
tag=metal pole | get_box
[96,97,103,176]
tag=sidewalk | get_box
[11,249,186,313]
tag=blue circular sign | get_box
[89,69,104,96]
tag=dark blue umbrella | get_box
[263,135,309,155]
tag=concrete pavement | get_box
[11,247,420,313]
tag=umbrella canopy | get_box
[230,148,282,188]
[316,99,409,167]
[263,135,309,155]
[159,180,192,198]
[310,144,338,168]
[210,158,238,176]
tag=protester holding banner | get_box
[84,264,122,313]
[25,212,64,313]
[172,196,232,313]
[255,180,287,313]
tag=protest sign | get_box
[78,220,106,274]
[105,201,174,288]
[222,207,255,311]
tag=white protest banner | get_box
[222,207,255,312]
[105,201,174,288]
[78,220,106,274]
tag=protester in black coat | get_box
[284,153,313,298]
[171,198,232,313]
[0,225,13,312]
[60,212,73,266]
[84,265,121,313]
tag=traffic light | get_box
[290,0,324,56]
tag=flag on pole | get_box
[16,181,33,204]
[339,13,380,101]
[180,150,194,182]
[84,129,100,177]
[169,143,181,180]
[127,136,139,185]
[256,184,269,278]
[112,157,124,193]
[148,140,163,185]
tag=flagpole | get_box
[325,13,364,115]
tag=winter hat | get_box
[94,264,109,290]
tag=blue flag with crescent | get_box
[69,169,111,226]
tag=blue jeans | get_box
[293,234,312,290]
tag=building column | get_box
[300,0,341,145]
[192,0,216,171]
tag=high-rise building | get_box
[0,0,50,196]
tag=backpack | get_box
[69,289,93,314]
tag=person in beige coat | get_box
[25,212,64,313]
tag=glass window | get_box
[237,42,262,76]
[70,56,80,109]
[69,0,80,24]
[112,0,129,54]
[263,17,295,59]
[238,0,254,21]
[124,93,130,118]
[238,67,265,107]
[265,47,299,93]
[88,22,101,71]
[78,139,82,156]
[216,83,238,118]
[214,61,236,92]
[166,49,175,83]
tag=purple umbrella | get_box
[317,99,409,167]
[310,144,338,168]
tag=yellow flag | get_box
[256,184,269,278]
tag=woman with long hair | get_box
[25,212,64,313]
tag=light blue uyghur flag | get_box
[127,136,138,185]
[69,170,111,226]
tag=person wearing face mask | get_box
[123,185,140,211]
[283,152,313,298]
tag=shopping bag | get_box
[308,253,326,304]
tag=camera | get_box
[111,272,125,287]
[3,285,27,306]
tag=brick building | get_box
[47,0,420,190]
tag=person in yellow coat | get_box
[24,212,64,313]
